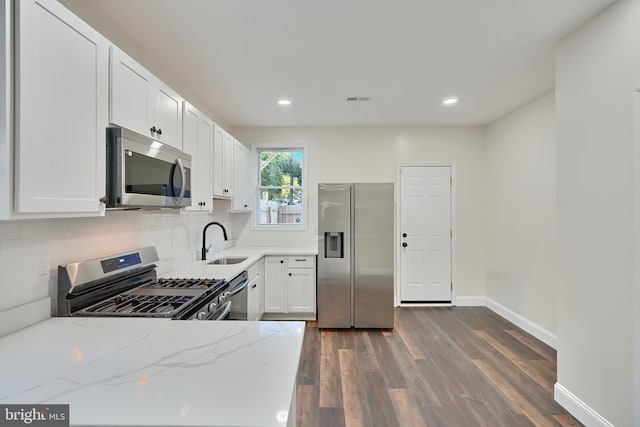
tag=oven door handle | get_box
[227,277,248,296]
[170,158,187,204]
[212,300,232,320]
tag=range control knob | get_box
[207,302,218,312]
[196,311,208,320]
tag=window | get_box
[256,147,305,227]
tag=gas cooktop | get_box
[56,247,230,320]
[76,277,226,318]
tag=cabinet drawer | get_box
[287,256,315,268]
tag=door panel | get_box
[400,166,452,302]
[16,0,108,213]
[153,85,183,149]
[353,183,394,328]
[317,184,351,328]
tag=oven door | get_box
[227,272,249,320]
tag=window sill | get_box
[252,223,308,232]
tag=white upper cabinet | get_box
[232,140,256,212]
[110,46,183,150]
[212,125,233,198]
[183,102,213,211]
[12,0,109,215]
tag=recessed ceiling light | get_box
[442,97,458,106]
[277,98,292,106]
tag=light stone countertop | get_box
[163,246,317,280]
[0,317,305,427]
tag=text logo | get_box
[1,405,69,426]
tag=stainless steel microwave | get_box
[105,127,191,209]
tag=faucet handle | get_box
[206,244,212,253]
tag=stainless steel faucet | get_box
[201,222,228,260]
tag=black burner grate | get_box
[76,277,227,317]
[144,277,223,289]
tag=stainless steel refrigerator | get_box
[317,183,394,328]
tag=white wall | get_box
[231,126,487,298]
[555,1,640,425]
[485,92,557,337]
[0,209,232,336]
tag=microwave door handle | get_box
[174,158,186,204]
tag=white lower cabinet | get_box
[287,267,316,313]
[264,256,316,318]
[264,257,287,313]
[247,258,265,321]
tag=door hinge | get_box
[451,282,453,291]
[450,177,453,186]
[450,229,452,238]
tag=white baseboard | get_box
[450,295,557,349]
[554,383,614,427]
[484,297,557,349]
[453,296,486,306]
[399,302,453,307]
[445,297,612,426]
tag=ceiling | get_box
[60,0,616,128]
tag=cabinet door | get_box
[183,104,212,211]
[182,104,199,211]
[257,264,265,319]
[212,125,226,198]
[196,117,213,208]
[232,141,255,212]
[287,268,316,313]
[246,275,260,321]
[223,133,235,197]
[109,46,152,137]
[152,82,183,149]
[15,0,108,213]
[264,257,286,313]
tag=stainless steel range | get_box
[56,247,247,321]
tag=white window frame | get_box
[253,143,308,230]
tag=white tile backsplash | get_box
[0,208,233,336]
[0,222,19,241]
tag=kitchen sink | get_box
[207,257,248,265]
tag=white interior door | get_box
[399,165,452,302]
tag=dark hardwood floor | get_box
[296,307,582,427]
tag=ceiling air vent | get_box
[346,97,371,102]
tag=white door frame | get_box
[395,162,457,306]
[632,89,640,425]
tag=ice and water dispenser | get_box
[324,232,344,258]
